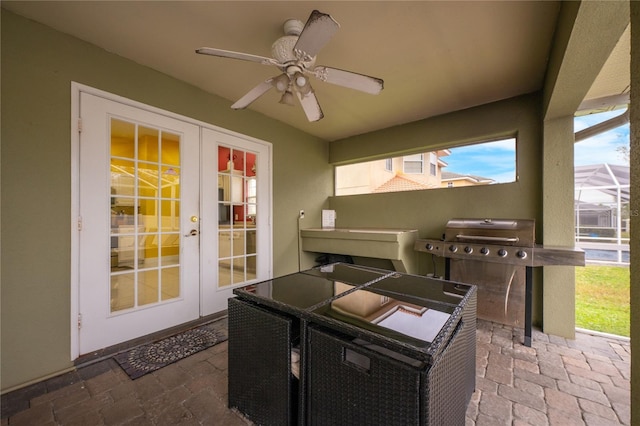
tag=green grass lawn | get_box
[575,264,630,337]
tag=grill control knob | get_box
[480,247,489,255]
[464,246,473,254]
[426,243,434,251]
[449,245,458,253]
[516,250,527,259]
[498,249,508,257]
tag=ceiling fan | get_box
[196,10,384,122]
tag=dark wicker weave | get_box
[306,326,422,425]
[461,288,478,404]
[228,298,297,425]
[304,287,477,425]
[229,264,477,425]
[306,316,474,424]
[422,320,467,425]
[423,287,477,424]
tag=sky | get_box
[444,138,516,183]
[443,109,630,183]
[573,109,630,167]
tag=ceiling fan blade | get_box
[296,89,324,122]
[231,77,277,109]
[294,10,339,59]
[312,66,384,95]
[196,47,279,66]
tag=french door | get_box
[200,128,271,314]
[75,87,271,355]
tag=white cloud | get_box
[491,171,517,184]
[574,111,629,167]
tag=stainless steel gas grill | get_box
[415,218,585,346]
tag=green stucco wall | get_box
[1,10,331,391]
[542,116,577,339]
[328,94,542,242]
[630,1,639,421]
[327,93,546,325]
[3,7,636,413]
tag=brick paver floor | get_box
[468,320,631,426]
[1,318,630,425]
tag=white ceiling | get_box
[2,1,630,141]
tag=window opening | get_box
[573,108,630,338]
[335,138,516,196]
[574,109,630,265]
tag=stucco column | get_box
[629,0,639,420]
[542,116,576,339]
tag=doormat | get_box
[114,318,228,380]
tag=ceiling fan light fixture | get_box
[295,74,306,86]
[279,90,295,106]
[196,10,384,122]
[274,73,290,92]
[294,72,312,95]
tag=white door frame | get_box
[70,82,273,360]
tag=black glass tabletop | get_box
[233,263,390,312]
[311,284,455,349]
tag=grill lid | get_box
[444,218,535,247]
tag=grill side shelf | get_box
[532,246,586,267]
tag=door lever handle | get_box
[185,229,198,237]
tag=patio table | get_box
[228,263,477,425]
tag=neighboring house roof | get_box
[441,171,494,184]
[373,175,436,193]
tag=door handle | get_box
[185,229,198,237]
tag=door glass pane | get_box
[247,229,256,256]
[162,133,180,166]
[138,269,159,306]
[233,257,246,280]
[161,166,180,199]
[160,233,180,266]
[138,127,159,163]
[138,163,159,198]
[111,158,135,202]
[111,272,134,312]
[111,119,135,158]
[246,260,257,281]
[236,231,246,256]
[219,231,231,258]
[218,262,231,287]
[217,145,258,288]
[110,118,181,313]
[161,267,180,300]
[160,199,180,266]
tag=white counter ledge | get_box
[300,228,418,274]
